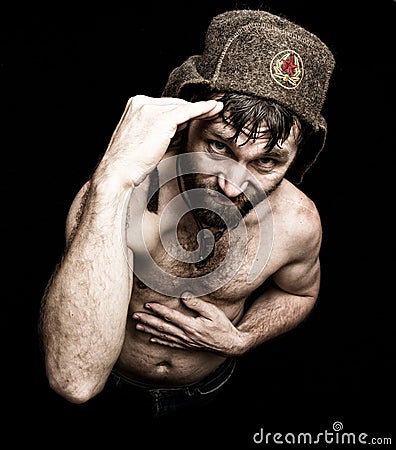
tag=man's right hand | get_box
[95,95,223,189]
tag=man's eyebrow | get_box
[205,124,237,141]
[263,146,289,158]
[206,123,270,142]
[205,123,289,157]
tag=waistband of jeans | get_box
[110,357,236,393]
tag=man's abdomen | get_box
[114,319,227,386]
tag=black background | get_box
[2,1,395,447]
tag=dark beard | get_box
[181,172,269,229]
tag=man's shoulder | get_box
[270,180,322,249]
[272,179,320,219]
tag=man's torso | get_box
[115,167,318,386]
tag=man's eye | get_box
[253,158,276,172]
[258,157,273,165]
[209,140,228,154]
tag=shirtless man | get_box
[39,9,335,417]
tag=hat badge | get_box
[270,50,304,89]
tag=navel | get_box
[156,360,172,374]
[156,360,171,367]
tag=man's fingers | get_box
[136,321,182,343]
[141,303,197,329]
[167,99,223,126]
[130,95,222,119]
[191,100,224,119]
[180,295,220,319]
[133,313,196,347]
[149,337,185,349]
[134,311,179,333]
[130,95,189,108]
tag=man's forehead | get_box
[205,116,270,141]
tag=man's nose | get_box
[217,173,248,198]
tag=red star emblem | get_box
[281,55,297,76]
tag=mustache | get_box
[184,174,265,206]
[207,182,249,204]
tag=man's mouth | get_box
[208,191,240,206]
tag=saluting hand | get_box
[97,95,223,188]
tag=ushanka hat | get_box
[162,9,335,184]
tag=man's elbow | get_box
[298,294,318,323]
[46,367,106,404]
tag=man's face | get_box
[181,116,299,228]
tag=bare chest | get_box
[131,218,274,301]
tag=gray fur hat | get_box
[162,9,335,184]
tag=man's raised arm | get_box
[38,96,224,403]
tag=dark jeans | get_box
[108,357,236,418]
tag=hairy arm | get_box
[39,179,134,403]
[234,254,320,354]
[39,96,224,402]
